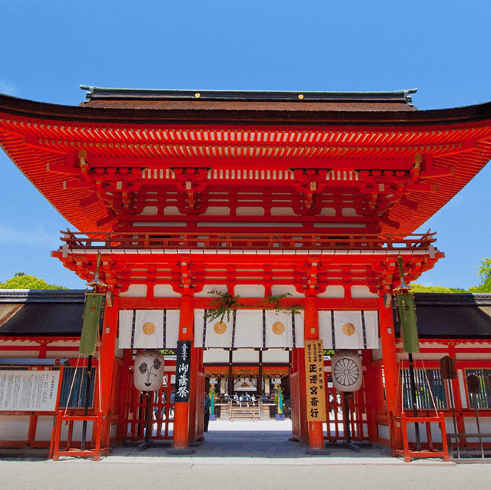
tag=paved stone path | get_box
[2,418,491,490]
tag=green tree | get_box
[476,258,491,292]
[0,274,66,290]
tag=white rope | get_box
[64,352,81,417]
[420,356,439,416]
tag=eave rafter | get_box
[52,230,443,295]
[1,106,491,235]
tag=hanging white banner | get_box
[318,310,379,350]
[194,310,234,348]
[119,310,180,349]
[265,311,291,348]
[234,310,263,348]
[319,310,334,349]
[333,311,365,349]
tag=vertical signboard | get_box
[175,341,192,402]
[305,339,327,422]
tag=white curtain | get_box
[118,309,179,349]
[319,310,379,350]
[194,309,234,348]
[234,310,263,348]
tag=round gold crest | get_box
[214,322,227,335]
[342,322,356,336]
[272,321,285,335]
[142,322,156,336]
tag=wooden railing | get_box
[50,410,104,461]
[389,411,450,463]
[58,230,438,252]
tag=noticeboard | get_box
[0,370,60,412]
[304,339,327,422]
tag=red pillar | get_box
[448,344,466,435]
[173,295,194,451]
[99,294,119,451]
[304,295,325,450]
[362,349,378,442]
[378,296,403,450]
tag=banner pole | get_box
[408,353,421,451]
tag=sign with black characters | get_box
[304,339,327,422]
[175,341,192,402]
[0,370,60,411]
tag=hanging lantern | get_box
[331,351,363,392]
[134,350,165,392]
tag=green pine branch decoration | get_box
[204,290,304,323]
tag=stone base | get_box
[276,414,285,421]
[325,442,361,453]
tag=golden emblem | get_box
[142,322,156,336]
[214,322,227,335]
[272,321,285,335]
[342,322,356,336]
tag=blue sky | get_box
[1,0,490,289]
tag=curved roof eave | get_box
[1,93,491,127]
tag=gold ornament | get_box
[142,322,156,336]
[342,322,356,336]
[214,322,227,335]
[272,321,285,335]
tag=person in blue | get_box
[204,393,211,432]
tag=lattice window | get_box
[401,368,447,410]
[58,367,96,409]
[465,369,491,409]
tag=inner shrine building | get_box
[1,86,491,456]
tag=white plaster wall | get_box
[140,206,158,215]
[120,285,147,297]
[404,418,453,443]
[236,207,264,216]
[194,285,228,298]
[234,285,265,298]
[271,285,304,298]
[318,286,344,298]
[464,418,491,441]
[35,416,55,440]
[351,286,378,298]
[0,416,30,440]
[202,206,230,216]
[163,206,184,215]
[270,207,295,216]
[154,285,181,298]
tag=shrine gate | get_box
[1,87,491,454]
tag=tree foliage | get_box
[412,259,491,293]
[0,273,66,290]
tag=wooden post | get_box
[172,294,194,452]
[378,296,403,449]
[228,349,233,396]
[258,350,263,397]
[304,295,325,450]
[99,294,119,451]
[362,349,378,442]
